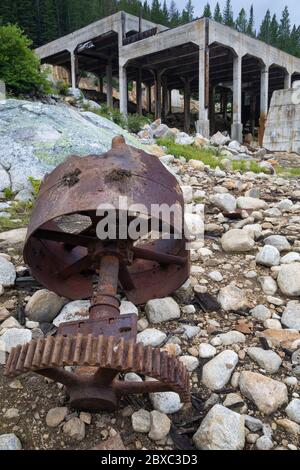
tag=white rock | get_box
[136,328,166,347]
[181,305,196,314]
[46,407,68,427]
[181,324,200,339]
[198,343,217,358]
[208,271,223,282]
[239,371,288,415]
[281,301,300,331]
[131,409,151,433]
[285,399,300,424]
[277,263,300,296]
[148,410,171,441]
[179,355,199,371]
[0,433,22,450]
[281,252,300,264]
[276,199,294,211]
[221,229,255,253]
[124,372,143,382]
[0,328,32,352]
[264,235,291,252]
[0,166,11,192]
[145,297,180,324]
[202,350,238,391]
[175,132,194,146]
[264,207,282,218]
[218,331,246,345]
[0,228,27,246]
[0,257,16,287]
[256,245,280,267]
[210,193,236,213]
[236,197,267,210]
[150,391,182,414]
[181,185,193,203]
[250,305,271,321]
[256,436,274,450]
[246,347,282,374]
[25,289,66,322]
[189,159,205,170]
[53,300,90,326]
[243,224,262,240]
[0,316,22,333]
[217,284,248,312]
[120,300,138,316]
[264,319,282,329]
[258,276,278,295]
[192,404,245,450]
[210,132,230,146]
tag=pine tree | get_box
[246,5,255,37]
[162,0,169,24]
[39,0,59,44]
[16,0,40,46]
[213,3,222,23]
[169,0,180,27]
[236,8,247,33]
[151,0,163,24]
[258,9,271,44]
[223,0,234,27]
[269,14,279,48]
[278,6,291,51]
[181,1,194,24]
[203,3,212,18]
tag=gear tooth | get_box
[89,336,98,366]
[169,355,176,383]
[104,336,116,368]
[50,335,64,366]
[73,334,83,365]
[114,337,125,369]
[125,339,135,370]
[161,351,169,381]
[24,341,37,371]
[10,345,22,376]
[95,335,104,365]
[32,338,45,369]
[41,336,55,367]
[144,345,152,376]
[134,342,144,374]
[16,343,29,373]
[83,334,93,365]
[61,335,72,365]
[152,348,161,378]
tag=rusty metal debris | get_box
[6,136,190,411]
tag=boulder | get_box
[246,347,282,374]
[256,245,280,267]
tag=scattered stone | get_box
[258,276,277,295]
[4,408,19,419]
[179,355,199,371]
[217,284,248,312]
[148,411,171,441]
[145,297,180,324]
[150,391,182,414]
[256,436,274,450]
[53,300,90,326]
[218,330,246,345]
[211,193,236,213]
[79,412,92,425]
[276,418,300,436]
[250,305,271,321]
[202,350,238,391]
[260,328,300,348]
[246,347,282,374]
[63,417,85,441]
[277,263,300,296]
[244,416,263,432]
[281,301,300,330]
[0,257,16,287]
[236,197,267,210]
[92,433,125,451]
[25,289,66,322]
[192,404,245,450]
[198,343,217,358]
[46,407,68,428]
[136,328,166,347]
[0,433,22,450]
[131,409,151,433]
[221,229,255,253]
[285,399,300,424]
[256,246,280,267]
[239,371,288,415]
[120,301,138,316]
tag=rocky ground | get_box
[0,98,300,451]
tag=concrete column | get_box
[197,47,209,137]
[70,50,77,89]
[119,64,128,117]
[147,85,152,113]
[136,70,142,115]
[154,71,162,120]
[183,78,191,133]
[106,61,113,108]
[259,65,269,147]
[231,54,243,142]
[284,71,292,89]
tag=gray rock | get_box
[181,324,200,339]
[198,343,217,358]
[256,245,280,267]
[131,409,151,433]
[239,371,288,415]
[258,276,278,295]
[0,328,32,352]
[46,407,68,427]
[277,263,300,296]
[276,199,294,212]
[202,350,238,391]
[246,347,282,374]
[175,132,194,145]
[236,197,267,210]
[14,188,34,202]
[218,330,246,345]
[148,411,171,441]
[217,284,248,312]
[281,252,300,264]
[211,193,236,213]
[193,404,245,450]
[264,235,291,252]
[221,229,255,253]
[256,436,274,450]
[0,433,22,450]
[66,87,83,99]
[120,300,138,316]
[0,228,27,246]
[210,132,230,146]
[25,289,66,322]
[264,207,282,218]
[286,399,300,424]
[244,416,263,432]
[63,417,85,441]
[53,300,90,326]
[292,349,300,365]
[0,166,11,192]
[145,297,180,324]
[281,301,300,331]
[150,391,182,414]
[179,355,199,371]
[136,328,166,347]
[250,305,271,321]
[0,257,16,287]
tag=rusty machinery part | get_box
[5,334,190,411]
[23,135,189,304]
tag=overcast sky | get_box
[168,1,300,29]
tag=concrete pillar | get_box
[183,78,191,133]
[147,85,152,113]
[197,47,210,138]
[119,64,128,117]
[154,71,162,120]
[106,61,113,108]
[231,54,243,142]
[284,71,292,89]
[259,65,269,147]
[136,70,142,115]
[70,50,77,89]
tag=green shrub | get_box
[28,177,42,198]
[0,24,51,95]
[56,80,69,96]
[127,113,150,133]
[3,188,14,200]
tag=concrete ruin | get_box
[36,11,300,143]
